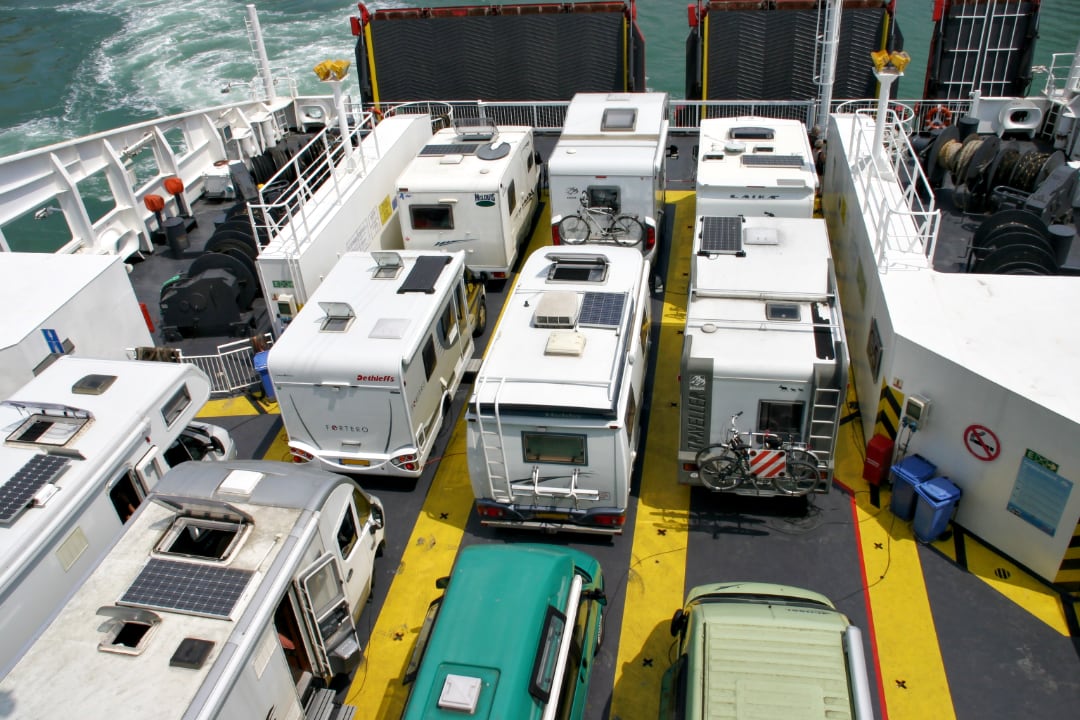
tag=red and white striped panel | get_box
[749,449,787,478]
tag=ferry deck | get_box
[189,149,1080,718]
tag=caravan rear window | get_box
[522,432,587,465]
[411,205,454,230]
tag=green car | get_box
[402,543,606,719]
[660,582,875,720]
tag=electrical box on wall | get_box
[902,394,931,430]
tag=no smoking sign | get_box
[964,424,1000,461]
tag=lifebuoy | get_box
[925,105,953,130]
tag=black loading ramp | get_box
[686,0,902,101]
[922,0,1041,101]
[351,2,646,107]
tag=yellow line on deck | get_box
[344,411,474,719]
[611,191,694,720]
[934,531,1071,636]
[834,423,955,719]
[198,395,271,417]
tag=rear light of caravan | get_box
[682,462,698,472]
[593,512,625,528]
[291,448,313,463]
[476,504,506,519]
[391,452,418,471]
[551,223,562,245]
[645,223,656,251]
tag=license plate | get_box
[340,458,370,467]
[534,512,567,521]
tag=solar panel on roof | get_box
[419,144,479,156]
[0,454,71,526]
[742,154,805,168]
[120,558,253,619]
[699,217,743,255]
[578,292,626,328]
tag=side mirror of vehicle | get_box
[669,609,686,637]
[435,576,450,590]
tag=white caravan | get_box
[395,118,540,281]
[0,460,386,720]
[0,253,153,400]
[696,116,818,218]
[549,92,669,264]
[0,356,226,677]
[466,245,651,534]
[678,215,847,496]
[255,114,433,335]
[268,250,484,478]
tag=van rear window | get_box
[522,432,587,465]
[411,205,454,230]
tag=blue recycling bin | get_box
[914,477,962,543]
[888,454,937,521]
[252,350,275,400]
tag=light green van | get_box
[660,582,875,720]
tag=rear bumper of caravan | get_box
[475,500,626,535]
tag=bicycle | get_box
[694,412,821,495]
[557,192,645,247]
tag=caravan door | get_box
[297,554,362,678]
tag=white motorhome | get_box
[395,118,541,281]
[678,215,847,496]
[0,460,386,720]
[549,92,669,265]
[696,116,818,218]
[268,250,484,478]
[255,114,434,334]
[0,253,153,400]
[466,245,651,534]
[0,357,228,677]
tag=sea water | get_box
[0,0,1075,157]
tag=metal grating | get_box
[700,217,743,255]
[120,558,253,619]
[419,143,479,156]
[0,455,71,526]
[742,154,805,168]
[578,292,626,329]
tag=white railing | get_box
[844,109,940,270]
[178,336,273,396]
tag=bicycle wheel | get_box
[696,445,742,491]
[775,453,821,495]
[612,215,645,246]
[557,215,590,245]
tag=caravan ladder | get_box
[473,376,513,501]
[808,386,841,475]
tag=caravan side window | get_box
[507,180,517,215]
[161,385,192,427]
[437,298,459,347]
[421,337,437,381]
[108,470,142,523]
[337,488,374,560]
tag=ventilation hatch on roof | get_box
[545,331,587,357]
[319,302,354,333]
[533,292,580,328]
[439,674,483,712]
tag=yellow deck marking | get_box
[198,395,268,417]
[835,414,954,718]
[933,531,1071,635]
[344,410,473,719]
[611,191,694,720]
[260,422,295,464]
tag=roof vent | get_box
[72,374,117,395]
[533,292,580,328]
[545,330,587,357]
[438,673,483,713]
[170,637,215,669]
[453,116,497,142]
[744,227,780,245]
